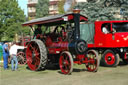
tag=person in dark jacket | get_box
[2,42,9,70]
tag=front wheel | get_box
[101,50,120,67]
[86,50,99,72]
[59,51,73,75]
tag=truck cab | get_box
[81,20,128,66]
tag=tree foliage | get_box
[58,0,65,14]
[75,0,128,22]
[36,0,49,18]
[0,0,28,41]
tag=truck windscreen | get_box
[112,22,128,32]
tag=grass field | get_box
[0,61,128,85]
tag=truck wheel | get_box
[59,51,73,75]
[121,52,128,64]
[17,51,27,65]
[86,50,99,72]
[26,39,47,71]
[122,59,128,64]
[101,50,119,67]
[115,54,120,66]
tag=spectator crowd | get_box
[0,41,25,71]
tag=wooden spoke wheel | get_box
[86,50,99,72]
[17,51,26,65]
[26,39,47,71]
[59,51,73,75]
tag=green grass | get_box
[1,63,128,85]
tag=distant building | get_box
[49,0,87,15]
[27,0,87,18]
[27,0,38,20]
[49,0,60,15]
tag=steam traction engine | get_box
[22,13,99,74]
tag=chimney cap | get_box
[73,9,81,14]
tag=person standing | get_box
[9,42,25,71]
[2,42,9,70]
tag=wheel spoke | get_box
[17,52,26,65]
[86,50,99,72]
[29,44,34,50]
[26,40,47,71]
[34,58,39,68]
[59,51,73,74]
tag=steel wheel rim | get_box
[26,41,40,70]
[86,51,98,72]
[17,52,26,65]
[105,53,115,65]
[59,52,73,74]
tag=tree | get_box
[36,0,49,18]
[0,0,27,41]
[74,0,128,22]
[58,0,65,14]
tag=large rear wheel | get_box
[26,39,47,71]
[59,51,73,75]
[86,50,99,72]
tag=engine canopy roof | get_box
[22,13,88,26]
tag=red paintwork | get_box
[17,52,27,65]
[104,52,115,65]
[45,37,68,54]
[59,53,72,74]
[85,50,99,72]
[74,55,89,64]
[41,14,87,55]
[88,20,128,48]
[23,13,100,72]
[26,41,40,70]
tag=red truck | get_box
[80,20,128,67]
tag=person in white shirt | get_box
[10,42,25,71]
[102,26,109,34]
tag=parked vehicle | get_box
[22,12,99,74]
[82,20,128,67]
